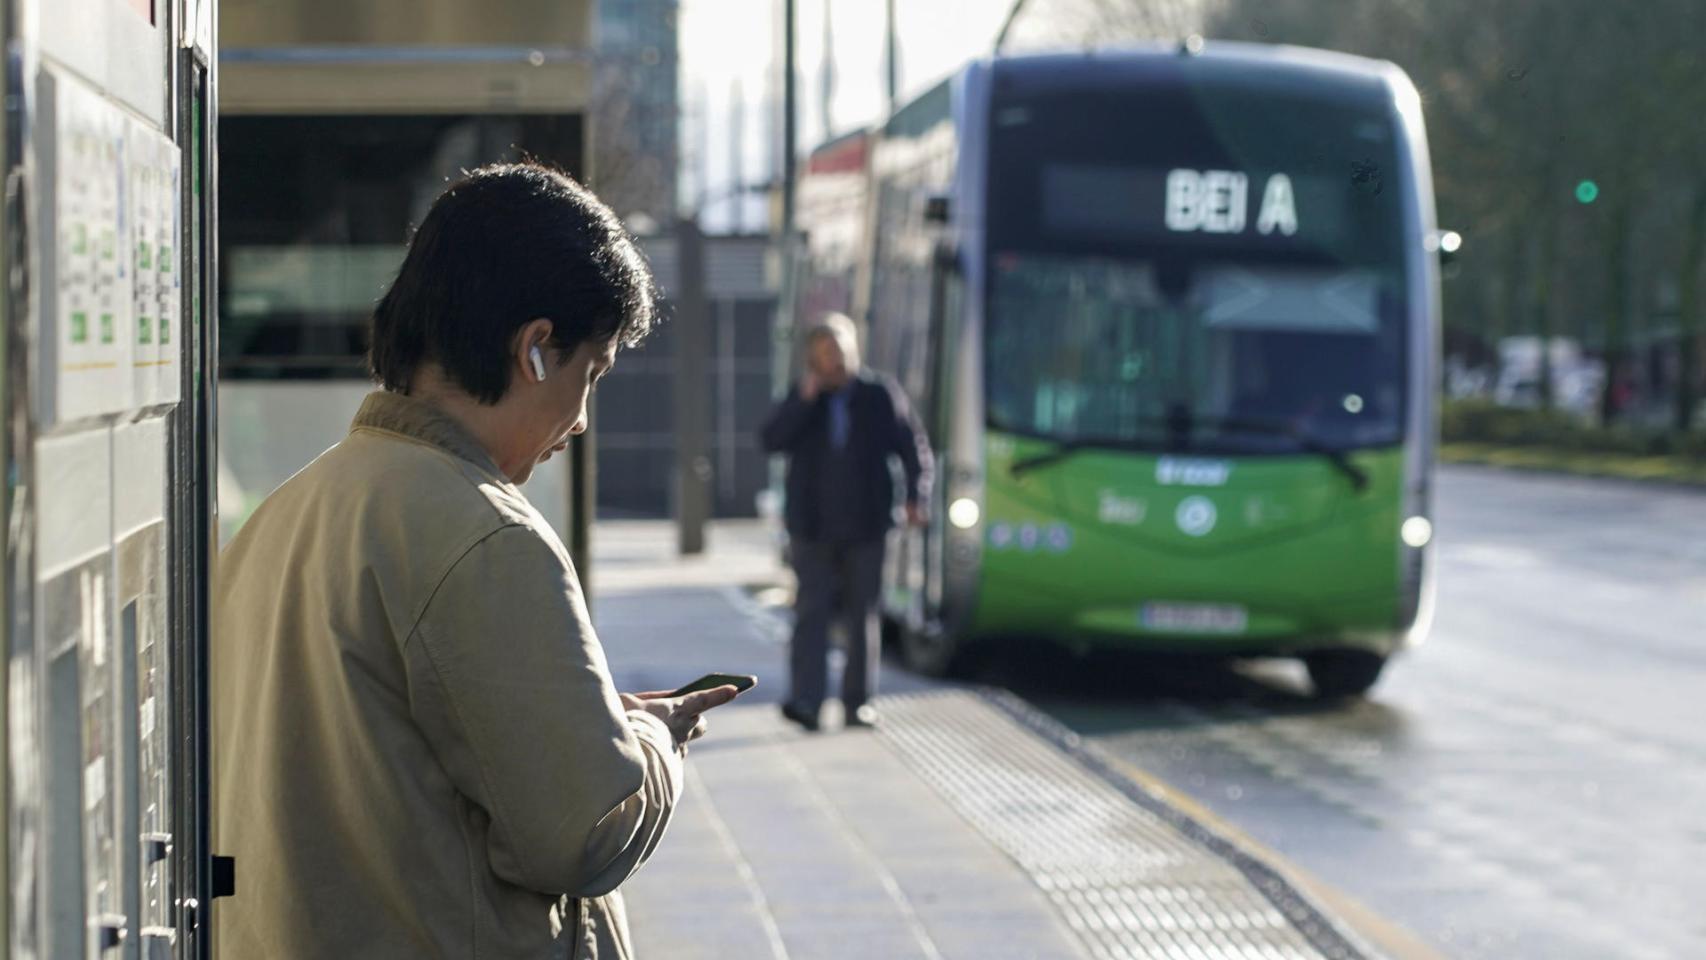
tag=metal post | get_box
[568,415,596,606]
[675,218,712,554]
[782,0,797,247]
[885,0,898,112]
[672,213,713,552]
[775,0,801,400]
[994,0,1029,54]
[693,80,710,218]
[572,34,602,607]
[730,77,745,233]
[820,0,835,138]
[180,22,221,956]
[718,299,737,508]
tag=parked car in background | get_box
[1494,337,1604,417]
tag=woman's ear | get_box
[514,317,555,383]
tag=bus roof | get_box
[983,41,1406,111]
[842,41,1412,157]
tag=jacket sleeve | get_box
[884,379,934,506]
[405,524,684,898]
[760,385,817,453]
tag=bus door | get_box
[916,242,964,628]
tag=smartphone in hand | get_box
[668,673,758,697]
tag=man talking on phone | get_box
[213,164,739,959]
[761,313,932,731]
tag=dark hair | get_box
[368,162,657,403]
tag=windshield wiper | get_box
[1205,415,1370,492]
[1004,417,1369,492]
[1009,436,1149,478]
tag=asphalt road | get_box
[964,466,1706,959]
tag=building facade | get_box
[600,233,779,518]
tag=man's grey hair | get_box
[804,312,862,370]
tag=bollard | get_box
[674,218,711,555]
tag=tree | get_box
[1000,0,1223,51]
[1001,0,1706,434]
[1650,0,1706,430]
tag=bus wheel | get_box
[1305,650,1387,699]
[901,621,961,677]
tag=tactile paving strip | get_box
[876,688,1375,960]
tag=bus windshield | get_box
[987,252,1405,452]
[984,82,1408,453]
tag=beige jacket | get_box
[213,391,682,959]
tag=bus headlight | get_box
[1400,515,1433,548]
[948,497,981,529]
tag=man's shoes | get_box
[844,704,879,729]
[780,702,820,733]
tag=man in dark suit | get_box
[760,313,932,731]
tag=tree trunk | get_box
[1498,232,1521,351]
[1674,182,1706,432]
[1532,210,1558,410]
[1599,198,1633,427]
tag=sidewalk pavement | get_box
[592,521,1382,960]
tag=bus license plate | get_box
[1140,603,1248,634]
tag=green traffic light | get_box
[1575,180,1599,204]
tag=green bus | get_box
[827,43,1446,697]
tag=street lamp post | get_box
[774,0,801,400]
[994,0,1030,53]
[674,217,711,555]
[885,0,898,112]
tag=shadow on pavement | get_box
[913,637,1412,742]
[740,575,1412,743]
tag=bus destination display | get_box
[1040,163,1381,255]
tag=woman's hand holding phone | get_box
[620,673,756,746]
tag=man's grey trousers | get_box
[788,539,885,712]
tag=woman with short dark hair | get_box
[214,163,740,959]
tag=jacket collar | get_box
[351,390,508,480]
[828,371,872,396]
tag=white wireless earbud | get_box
[529,345,548,382]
